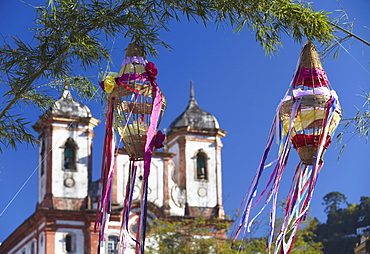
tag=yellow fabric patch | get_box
[119,63,146,75]
[118,121,148,137]
[104,75,117,93]
[281,109,341,136]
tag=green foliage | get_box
[0,0,358,151]
[0,114,34,152]
[289,217,323,254]
[146,197,367,254]
[337,89,370,157]
[231,215,323,254]
[145,217,231,254]
[314,193,370,254]
[235,0,335,55]
[322,191,348,214]
[147,214,323,253]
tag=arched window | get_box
[64,233,74,253]
[40,136,45,175]
[129,217,152,237]
[196,150,208,180]
[106,235,118,254]
[40,233,44,247]
[31,241,35,254]
[63,138,77,170]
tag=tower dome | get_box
[169,83,220,131]
[49,86,92,118]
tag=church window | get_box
[63,138,77,170]
[64,233,74,253]
[196,150,208,180]
[106,235,118,254]
[40,234,44,246]
[40,136,45,176]
[31,242,35,254]
[129,215,152,237]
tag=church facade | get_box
[0,85,227,254]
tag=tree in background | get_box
[144,195,370,253]
[146,213,323,253]
[243,214,324,253]
[1,0,361,151]
[322,191,348,214]
[288,217,323,254]
[145,216,231,254]
[315,192,370,254]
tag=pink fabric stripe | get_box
[293,67,329,88]
[143,82,162,179]
[120,73,151,83]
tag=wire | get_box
[0,82,102,217]
[0,116,75,216]
[335,38,370,76]
[0,36,119,217]
[0,166,38,217]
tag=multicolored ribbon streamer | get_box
[136,68,163,254]
[97,45,165,254]
[232,43,341,253]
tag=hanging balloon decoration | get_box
[231,42,341,253]
[96,42,166,253]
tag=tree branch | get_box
[330,22,370,47]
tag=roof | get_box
[168,83,220,131]
[49,86,92,118]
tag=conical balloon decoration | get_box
[232,42,341,253]
[97,42,166,254]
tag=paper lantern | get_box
[232,42,342,253]
[98,42,166,254]
[279,43,341,164]
[110,43,166,160]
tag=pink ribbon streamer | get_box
[96,97,115,241]
[135,77,163,253]
[275,97,338,253]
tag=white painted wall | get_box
[38,232,45,254]
[185,136,218,208]
[147,158,164,207]
[116,154,165,209]
[38,136,46,204]
[167,138,180,186]
[115,155,129,205]
[167,159,185,216]
[55,228,84,254]
[51,124,89,199]
[7,230,36,254]
[105,210,158,254]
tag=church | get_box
[0,84,227,254]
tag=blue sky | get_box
[0,0,369,242]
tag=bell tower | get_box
[166,83,227,218]
[33,86,100,210]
